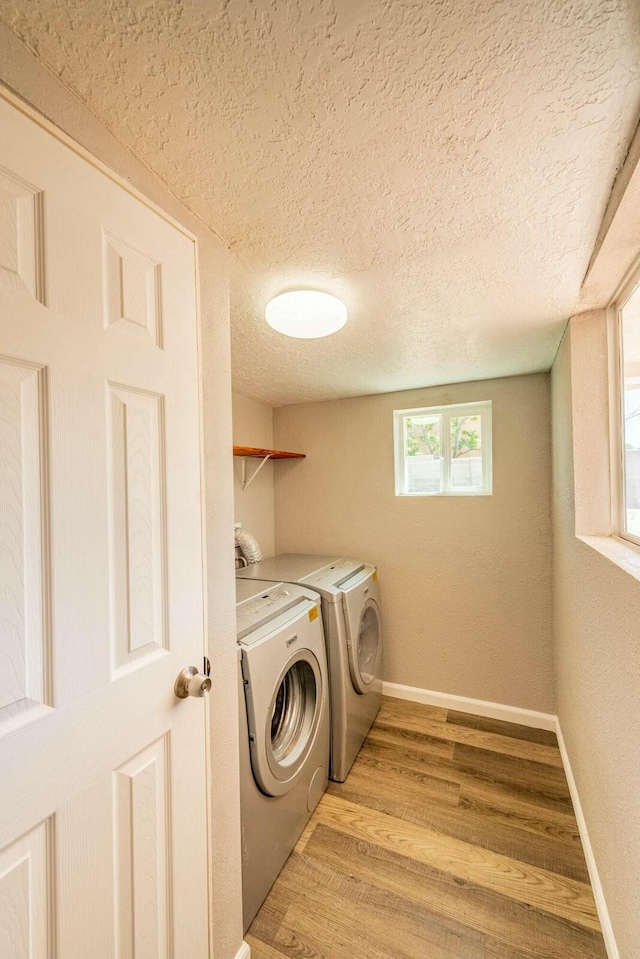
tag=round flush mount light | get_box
[265,290,347,339]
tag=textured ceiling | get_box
[2,0,640,405]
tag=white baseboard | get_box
[234,942,251,959]
[382,681,557,731]
[555,721,619,959]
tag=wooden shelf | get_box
[233,445,305,490]
[233,445,305,460]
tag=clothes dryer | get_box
[236,578,330,931]
[237,556,382,782]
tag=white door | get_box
[0,93,210,958]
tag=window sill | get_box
[395,491,492,497]
[578,533,640,583]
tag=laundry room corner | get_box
[272,373,555,715]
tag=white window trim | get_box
[611,263,640,549]
[393,401,492,497]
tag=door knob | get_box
[175,666,212,699]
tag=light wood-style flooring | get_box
[247,696,606,959]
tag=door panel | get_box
[0,94,209,958]
[0,165,44,302]
[108,384,167,675]
[103,230,163,344]
[0,358,48,725]
[115,737,171,959]
[0,819,51,959]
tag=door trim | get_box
[0,83,197,241]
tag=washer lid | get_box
[236,578,284,604]
[236,554,375,602]
[236,554,342,590]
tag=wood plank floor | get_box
[247,697,607,959]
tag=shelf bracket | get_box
[240,453,273,492]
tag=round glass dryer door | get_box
[350,599,381,693]
[267,652,322,783]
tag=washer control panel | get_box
[236,580,321,640]
[240,587,291,619]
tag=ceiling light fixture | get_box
[265,290,347,339]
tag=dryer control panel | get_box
[303,559,373,595]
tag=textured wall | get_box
[0,27,245,959]
[552,319,640,957]
[232,392,276,558]
[0,1,639,404]
[274,373,554,711]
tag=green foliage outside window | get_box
[406,415,480,458]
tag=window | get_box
[394,401,492,496]
[615,270,640,545]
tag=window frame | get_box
[393,400,492,497]
[612,263,640,548]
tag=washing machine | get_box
[236,578,330,932]
[237,556,383,782]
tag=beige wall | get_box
[232,392,275,558]
[0,28,244,959]
[552,316,640,957]
[274,373,554,712]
